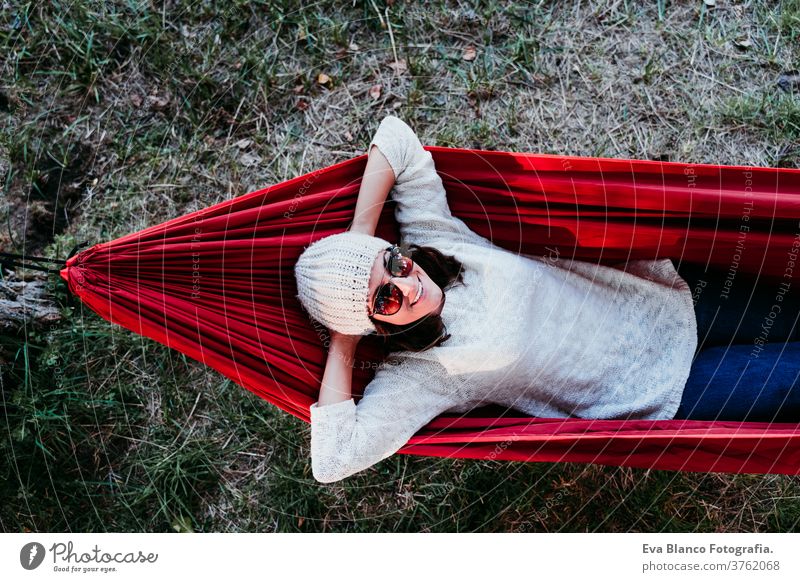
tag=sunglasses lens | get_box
[389,254,413,277]
[375,284,403,315]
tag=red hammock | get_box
[59,146,800,476]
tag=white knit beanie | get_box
[294,231,394,335]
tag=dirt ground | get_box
[1,0,799,533]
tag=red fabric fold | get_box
[60,147,800,475]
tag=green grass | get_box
[719,91,800,141]
[1,0,799,533]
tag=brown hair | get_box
[369,243,467,353]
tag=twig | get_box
[368,0,385,28]
[224,95,247,146]
[694,70,747,95]
[385,6,398,66]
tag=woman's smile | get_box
[411,276,423,306]
[367,249,443,324]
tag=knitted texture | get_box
[309,115,698,483]
[295,231,392,335]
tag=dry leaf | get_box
[388,59,407,74]
[777,70,800,93]
[147,95,170,111]
[293,84,304,94]
[240,152,262,167]
[369,84,382,100]
[296,99,309,111]
[317,73,331,85]
[733,37,752,50]
[462,45,477,61]
[130,94,142,108]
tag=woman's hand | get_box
[328,329,363,352]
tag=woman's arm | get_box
[310,357,457,483]
[316,330,361,407]
[349,144,396,236]
[365,115,495,249]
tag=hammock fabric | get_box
[59,146,800,476]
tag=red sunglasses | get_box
[371,244,415,316]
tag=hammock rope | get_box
[55,146,800,476]
[1,241,92,274]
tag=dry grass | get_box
[1,0,799,532]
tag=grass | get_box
[718,91,800,157]
[1,0,799,532]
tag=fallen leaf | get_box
[130,94,142,107]
[296,99,309,111]
[240,152,262,167]
[462,45,477,61]
[369,84,382,100]
[777,70,800,93]
[293,84,304,94]
[388,59,407,74]
[147,95,170,111]
[468,93,480,116]
[733,37,752,50]
[317,73,331,85]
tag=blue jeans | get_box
[672,261,800,422]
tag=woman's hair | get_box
[369,242,467,353]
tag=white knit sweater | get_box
[309,115,698,483]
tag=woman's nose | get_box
[391,275,417,299]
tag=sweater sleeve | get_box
[309,356,458,483]
[367,115,494,249]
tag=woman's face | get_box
[367,249,444,325]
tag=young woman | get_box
[294,115,800,483]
